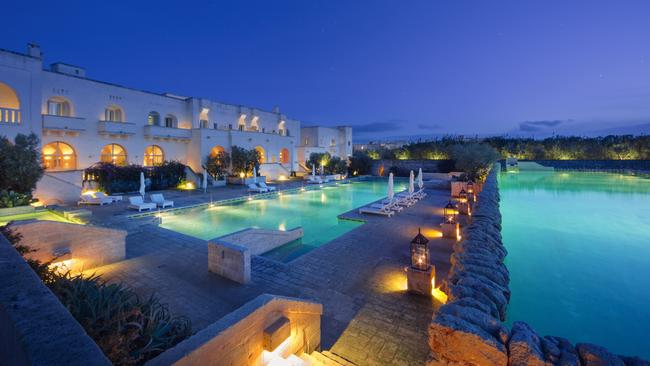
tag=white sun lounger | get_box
[95,191,122,203]
[306,176,323,184]
[373,198,403,212]
[248,183,267,193]
[359,206,394,217]
[128,196,157,212]
[150,193,174,208]
[78,193,112,206]
[414,188,427,199]
[257,182,276,191]
[396,192,418,206]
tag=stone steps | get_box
[300,350,357,366]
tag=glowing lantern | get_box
[458,188,468,203]
[443,201,457,223]
[466,181,476,202]
[410,228,430,271]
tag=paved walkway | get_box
[89,188,454,366]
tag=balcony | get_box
[0,107,21,124]
[98,121,137,136]
[143,125,191,141]
[42,114,86,132]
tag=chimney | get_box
[27,43,42,58]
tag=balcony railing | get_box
[98,120,137,135]
[0,107,21,124]
[42,114,86,132]
[143,125,191,140]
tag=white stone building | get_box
[0,44,352,201]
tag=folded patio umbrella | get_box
[139,172,145,197]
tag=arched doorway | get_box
[279,148,290,164]
[255,146,266,164]
[42,141,76,171]
[144,145,164,166]
[210,145,225,157]
[100,143,128,165]
[0,82,21,123]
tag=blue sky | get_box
[4,0,650,140]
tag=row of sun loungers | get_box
[247,181,276,193]
[79,192,174,212]
[358,188,427,217]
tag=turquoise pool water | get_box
[159,180,406,262]
[499,171,650,358]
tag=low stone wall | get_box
[147,294,322,366]
[208,240,251,284]
[530,160,650,172]
[371,159,453,176]
[9,220,126,273]
[428,165,650,366]
[0,235,110,366]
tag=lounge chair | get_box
[359,205,394,217]
[306,176,323,184]
[128,196,157,212]
[95,191,122,203]
[78,193,112,206]
[150,193,174,208]
[395,192,417,206]
[373,198,403,212]
[248,183,267,193]
[414,188,427,199]
[257,181,276,191]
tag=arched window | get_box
[279,148,290,164]
[144,145,164,166]
[250,116,259,131]
[0,82,21,123]
[199,108,209,128]
[210,145,225,157]
[237,114,246,131]
[278,120,286,136]
[42,141,76,171]
[47,96,73,116]
[164,114,177,128]
[255,146,266,164]
[148,111,160,126]
[100,143,128,165]
[104,105,124,122]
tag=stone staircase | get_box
[299,350,357,366]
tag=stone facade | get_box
[428,165,650,366]
[8,220,126,272]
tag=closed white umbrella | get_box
[203,170,208,192]
[388,172,394,200]
[409,170,415,194]
[417,168,424,189]
[320,164,324,176]
[312,164,316,177]
[253,167,258,183]
[139,172,146,197]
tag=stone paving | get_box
[88,187,455,366]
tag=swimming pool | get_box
[159,179,406,262]
[499,170,650,358]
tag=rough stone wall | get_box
[147,294,322,366]
[9,220,126,273]
[0,234,111,366]
[428,165,650,366]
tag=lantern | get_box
[410,228,430,271]
[466,181,476,202]
[443,201,457,223]
[458,188,468,203]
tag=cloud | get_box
[354,119,408,133]
[417,123,442,130]
[518,119,568,132]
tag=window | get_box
[100,143,127,165]
[164,114,177,128]
[255,146,266,164]
[331,138,336,146]
[42,141,76,171]
[200,119,209,128]
[148,111,160,125]
[280,148,290,164]
[47,97,72,116]
[144,145,164,166]
[0,82,21,123]
[210,145,225,157]
[104,105,124,122]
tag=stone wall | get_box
[9,220,126,273]
[525,160,650,172]
[0,234,111,366]
[208,240,251,284]
[428,165,650,366]
[371,159,453,176]
[147,294,322,366]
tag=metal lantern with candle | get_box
[406,228,435,296]
[441,201,460,240]
[457,188,471,215]
[466,181,476,202]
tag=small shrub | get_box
[450,143,499,181]
[84,162,186,194]
[0,190,32,208]
[0,133,44,195]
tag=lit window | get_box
[165,114,177,128]
[255,146,266,164]
[210,145,225,157]
[47,97,72,116]
[42,141,76,171]
[148,111,160,125]
[100,143,127,165]
[144,145,164,166]
[280,148,290,164]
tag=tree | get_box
[348,151,373,175]
[326,156,348,175]
[230,146,260,176]
[203,151,231,179]
[0,133,44,195]
[306,152,331,171]
[450,143,499,182]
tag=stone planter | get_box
[0,205,35,217]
